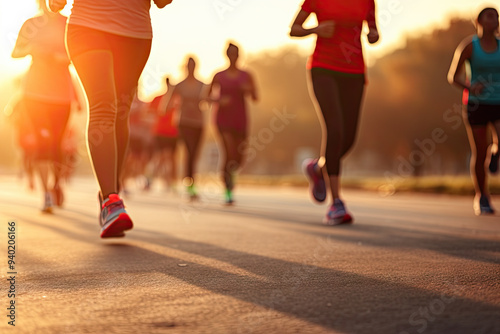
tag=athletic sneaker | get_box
[41,192,53,214]
[225,189,234,205]
[474,195,495,216]
[489,152,499,174]
[143,177,151,192]
[187,184,199,201]
[100,194,133,238]
[323,198,353,226]
[51,185,64,207]
[228,172,235,192]
[98,191,124,237]
[303,158,326,203]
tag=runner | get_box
[150,77,179,193]
[4,93,37,191]
[49,0,173,237]
[168,57,207,200]
[448,6,500,215]
[12,0,77,213]
[121,95,154,195]
[208,44,258,205]
[289,0,379,225]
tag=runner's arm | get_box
[290,10,334,38]
[11,22,31,58]
[448,37,474,91]
[246,73,258,102]
[207,74,220,103]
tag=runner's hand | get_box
[367,28,379,44]
[315,21,335,38]
[470,83,485,96]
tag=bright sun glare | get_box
[1,1,73,73]
[0,0,488,100]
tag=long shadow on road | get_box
[11,203,500,334]
[127,195,500,266]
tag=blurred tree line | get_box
[0,17,481,178]
[242,17,477,177]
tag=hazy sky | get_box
[0,0,494,99]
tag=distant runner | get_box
[448,6,500,215]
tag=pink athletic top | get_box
[214,70,251,133]
[301,0,375,74]
[69,0,153,39]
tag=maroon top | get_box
[214,70,251,133]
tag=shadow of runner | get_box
[119,230,499,334]
[23,233,500,334]
[286,223,500,265]
[5,197,500,333]
[130,195,500,266]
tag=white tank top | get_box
[68,0,153,39]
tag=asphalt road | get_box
[0,175,499,334]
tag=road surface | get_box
[0,175,499,334]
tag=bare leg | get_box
[490,121,500,155]
[37,161,51,194]
[466,125,489,197]
[220,130,245,191]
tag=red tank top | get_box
[150,95,179,138]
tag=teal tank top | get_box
[469,35,500,105]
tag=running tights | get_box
[179,125,203,180]
[310,68,365,176]
[66,24,151,197]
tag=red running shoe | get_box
[323,198,353,226]
[99,194,133,238]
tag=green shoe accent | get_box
[187,184,197,197]
[225,189,233,204]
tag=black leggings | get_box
[24,98,71,163]
[179,125,203,179]
[310,68,365,176]
[217,128,246,191]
